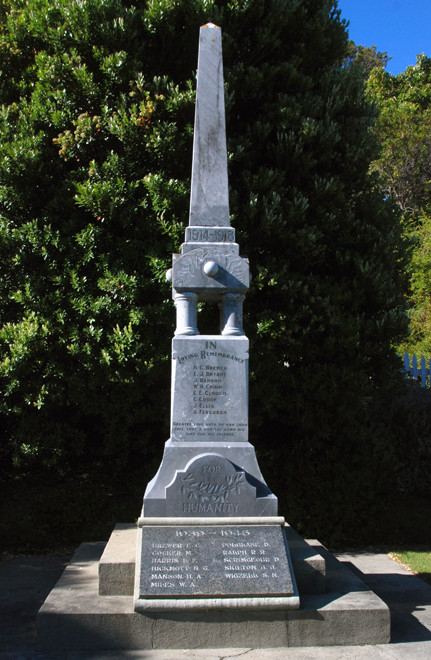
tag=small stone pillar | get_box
[174,292,199,335]
[220,293,245,336]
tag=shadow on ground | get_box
[0,554,71,655]
[341,560,431,643]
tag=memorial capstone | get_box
[134,23,299,612]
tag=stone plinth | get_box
[37,523,391,651]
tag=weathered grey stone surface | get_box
[165,454,257,517]
[143,441,277,517]
[285,526,327,595]
[37,534,390,650]
[184,225,235,246]
[170,336,249,442]
[171,24,249,336]
[172,248,249,297]
[143,334,277,517]
[99,523,135,596]
[136,523,294,600]
[99,523,326,598]
[189,24,229,227]
[134,516,299,611]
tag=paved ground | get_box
[1,549,431,659]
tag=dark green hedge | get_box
[0,0,412,545]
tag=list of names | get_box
[138,526,293,598]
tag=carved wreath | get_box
[181,471,245,503]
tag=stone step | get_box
[37,526,390,651]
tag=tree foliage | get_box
[0,0,409,543]
[368,55,431,214]
[345,41,390,75]
[368,56,431,356]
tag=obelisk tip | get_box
[189,21,229,227]
[202,22,220,29]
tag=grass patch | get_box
[390,551,431,586]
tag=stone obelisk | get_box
[142,23,276,518]
[134,24,299,612]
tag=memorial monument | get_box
[134,22,299,612]
[37,24,391,651]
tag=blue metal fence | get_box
[401,352,431,388]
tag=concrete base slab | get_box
[37,527,390,650]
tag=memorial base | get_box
[37,523,391,651]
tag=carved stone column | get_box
[221,293,245,336]
[174,292,199,335]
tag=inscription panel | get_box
[165,454,257,517]
[171,337,248,442]
[138,525,294,598]
[185,227,235,243]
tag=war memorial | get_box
[37,25,391,651]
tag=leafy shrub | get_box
[0,0,410,544]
